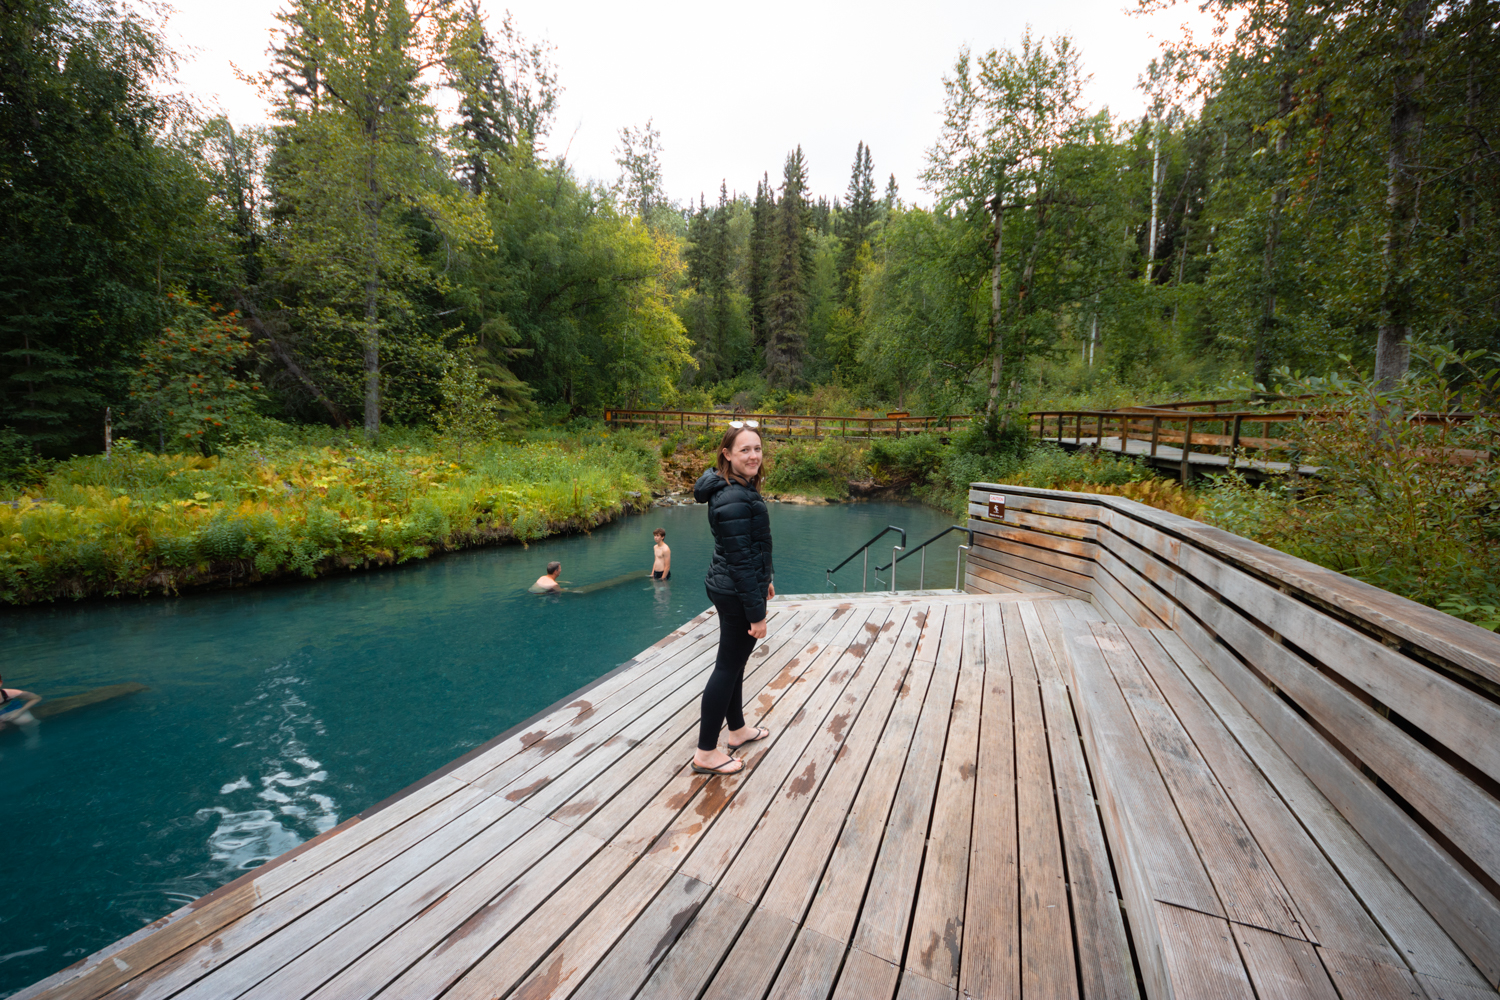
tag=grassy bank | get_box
[0,427,660,604]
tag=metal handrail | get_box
[874,525,974,591]
[827,525,906,593]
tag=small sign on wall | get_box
[987,494,1006,520]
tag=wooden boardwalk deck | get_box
[19,587,1498,1000]
[1051,433,1321,478]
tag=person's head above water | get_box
[653,528,665,541]
[716,424,764,488]
[546,561,561,576]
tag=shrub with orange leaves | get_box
[128,296,262,453]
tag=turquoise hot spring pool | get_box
[0,500,964,995]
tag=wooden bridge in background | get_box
[1030,397,1494,481]
[17,482,1500,1000]
[604,408,972,440]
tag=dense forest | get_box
[2,0,1498,463]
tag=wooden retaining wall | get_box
[965,482,1500,992]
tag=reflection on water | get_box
[0,500,960,995]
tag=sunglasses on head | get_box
[729,420,759,429]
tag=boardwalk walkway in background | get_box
[17,586,1497,999]
[1050,433,1321,478]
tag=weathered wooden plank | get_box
[966,547,1092,601]
[1121,627,1427,998]
[299,814,575,1000]
[1091,621,1307,941]
[964,572,1017,595]
[443,610,723,787]
[972,530,1097,579]
[720,609,913,911]
[696,905,800,1000]
[1164,596,1500,985]
[905,604,982,989]
[968,487,1104,523]
[529,869,716,1000]
[960,601,1017,1000]
[1174,570,1500,890]
[675,607,891,882]
[973,520,1101,560]
[1021,601,1139,1000]
[1168,538,1500,785]
[1233,925,1341,1000]
[1155,903,1257,999]
[224,805,557,1000]
[443,845,679,1000]
[895,969,958,1000]
[590,609,905,1000]
[752,607,924,920]
[766,927,847,1000]
[1092,539,1171,626]
[1093,495,1500,689]
[365,827,613,998]
[831,947,901,1000]
[569,610,836,843]
[967,503,1100,541]
[1057,618,1198,1000]
[851,606,964,966]
[99,782,507,1000]
[1005,602,1080,1000]
[471,610,818,807]
[792,611,943,957]
[967,560,1071,599]
[1149,628,1499,993]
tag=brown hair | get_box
[653,528,665,538]
[715,425,764,490]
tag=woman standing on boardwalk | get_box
[690,422,775,775]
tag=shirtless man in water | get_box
[531,561,562,593]
[651,528,671,580]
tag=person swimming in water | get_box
[531,561,563,593]
[652,528,671,580]
[0,674,41,726]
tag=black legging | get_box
[699,588,758,751]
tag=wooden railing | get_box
[1028,405,1494,481]
[603,408,973,439]
[964,482,1500,988]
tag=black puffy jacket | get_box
[695,469,774,621]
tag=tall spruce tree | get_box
[748,175,775,356]
[840,141,877,292]
[765,147,812,388]
[450,1,559,194]
[264,0,490,441]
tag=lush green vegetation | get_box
[1,0,1495,620]
[0,427,658,603]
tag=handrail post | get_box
[1181,416,1194,484]
[919,546,927,590]
[1230,414,1243,470]
[1150,415,1161,457]
[890,545,902,592]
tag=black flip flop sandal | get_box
[691,756,745,776]
[725,726,770,751]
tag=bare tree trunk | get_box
[986,191,1005,421]
[1147,118,1162,277]
[364,153,382,442]
[1375,0,1431,390]
[234,292,350,427]
[1256,42,1298,385]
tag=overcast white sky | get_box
[160,0,1214,207]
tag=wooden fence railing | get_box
[1029,406,1494,481]
[603,408,973,439]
